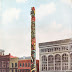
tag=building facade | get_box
[39,38,72,72]
[0,51,18,72]
[0,51,39,72]
[18,59,39,72]
[0,54,10,72]
[9,55,18,72]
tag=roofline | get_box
[18,59,39,61]
[0,49,5,52]
[10,57,18,58]
[39,38,72,47]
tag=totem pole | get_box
[31,7,36,72]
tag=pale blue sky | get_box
[0,0,72,59]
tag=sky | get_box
[0,0,72,59]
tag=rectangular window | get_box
[12,63,13,67]
[15,63,17,67]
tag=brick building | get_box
[0,50,18,72]
[0,53,10,72]
[18,59,39,72]
[0,50,39,72]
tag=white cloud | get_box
[36,2,56,20]
[37,28,72,43]
[50,21,62,30]
[0,1,1,11]
[36,21,71,43]
[61,0,72,7]
[16,0,27,3]
[2,8,21,24]
[0,0,2,14]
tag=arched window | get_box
[12,63,14,67]
[25,63,27,67]
[62,53,68,70]
[42,55,47,62]
[20,63,21,67]
[70,53,72,70]
[42,55,47,71]
[15,63,17,67]
[55,54,61,70]
[48,55,54,71]
[23,63,24,67]
[28,63,30,67]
